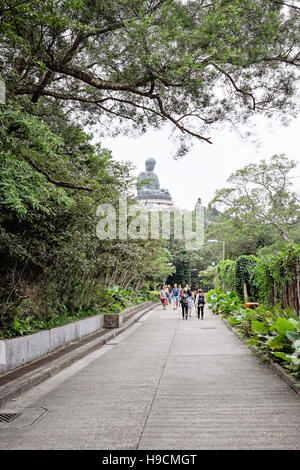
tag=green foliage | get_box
[286,331,300,343]
[1,1,300,152]
[213,155,300,242]
[211,288,300,378]
[214,243,300,315]
[0,105,75,216]
[206,288,243,316]
[207,155,300,266]
[235,254,259,300]
[0,285,158,339]
[198,266,217,292]
[217,259,236,291]
[271,317,297,335]
[251,320,269,335]
[252,243,300,309]
[268,335,289,351]
[0,101,174,337]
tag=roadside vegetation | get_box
[0,287,160,339]
[207,289,300,379]
[1,1,299,339]
[169,155,300,290]
[0,103,171,338]
[204,241,300,378]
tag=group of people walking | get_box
[160,284,206,320]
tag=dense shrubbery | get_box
[216,260,235,291]
[235,255,259,300]
[206,288,243,315]
[206,243,300,377]
[0,286,160,339]
[207,289,300,378]
[215,243,300,313]
[253,244,300,308]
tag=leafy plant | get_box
[214,291,300,378]
[207,288,243,316]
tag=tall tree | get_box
[212,154,300,241]
[1,0,300,154]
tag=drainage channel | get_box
[0,328,110,388]
[0,412,20,423]
[0,407,48,428]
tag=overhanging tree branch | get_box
[30,60,213,143]
[23,155,93,192]
[271,0,300,11]
[212,63,256,110]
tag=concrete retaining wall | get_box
[0,314,104,374]
[0,301,152,374]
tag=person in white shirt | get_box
[160,284,168,310]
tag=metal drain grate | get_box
[0,412,20,423]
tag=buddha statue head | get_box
[145,158,156,172]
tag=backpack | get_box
[198,294,205,305]
[181,293,188,305]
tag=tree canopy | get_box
[1,0,300,154]
[212,154,300,242]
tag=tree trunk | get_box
[243,281,249,301]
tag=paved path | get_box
[0,305,300,450]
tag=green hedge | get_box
[235,255,259,300]
[216,260,235,291]
[253,244,300,309]
[215,243,300,313]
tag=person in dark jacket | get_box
[180,288,189,320]
[195,289,206,319]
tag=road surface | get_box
[0,304,300,449]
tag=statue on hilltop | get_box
[137,158,172,201]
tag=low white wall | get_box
[0,301,153,374]
[0,314,104,374]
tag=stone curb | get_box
[0,302,159,408]
[221,315,300,398]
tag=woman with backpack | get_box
[180,288,189,320]
[195,289,206,319]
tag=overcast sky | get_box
[99,113,300,211]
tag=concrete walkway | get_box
[0,305,300,450]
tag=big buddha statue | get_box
[137,158,173,207]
